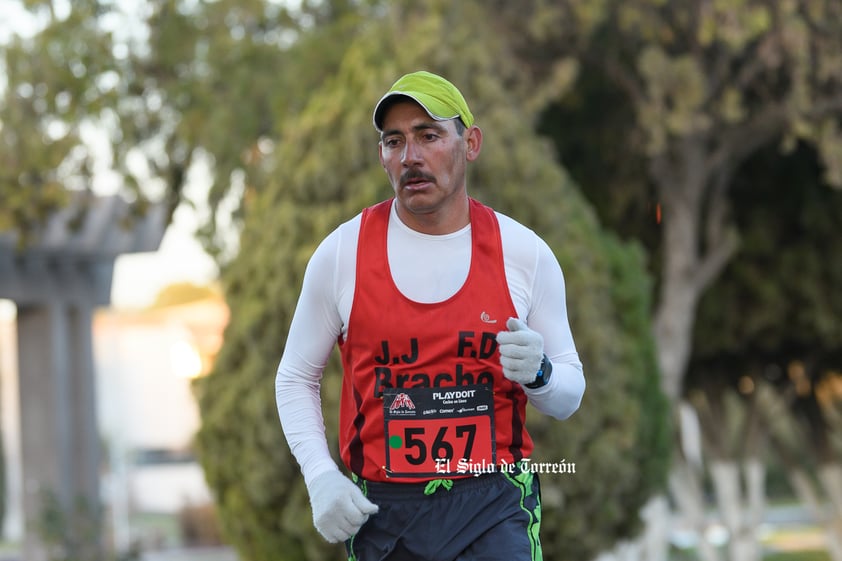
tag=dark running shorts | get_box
[347,465,542,561]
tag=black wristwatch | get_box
[525,354,553,389]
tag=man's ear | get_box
[466,126,483,162]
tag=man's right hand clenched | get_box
[307,470,379,543]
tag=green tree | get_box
[0,0,377,550]
[692,142,842,379]
[504,1,842,558]
[506,0,842,402]
[0,0,361,253]
[689,142,842,559]
[137,0,375,260]
[194,2,669,560]
[0,0,120,238]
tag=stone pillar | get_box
[68,302,101,506]
[17,299,102,561]
[0,194,166,557]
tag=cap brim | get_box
[372,92,459,132]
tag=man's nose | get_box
[401,139,422,165]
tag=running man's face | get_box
[378,100,482,234]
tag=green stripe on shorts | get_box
[502,463,543,561]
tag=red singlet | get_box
[338,198,533,482]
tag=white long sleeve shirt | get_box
[276,200,585,486]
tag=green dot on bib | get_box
[389,435,403,449]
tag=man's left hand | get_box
[496,318,544,385]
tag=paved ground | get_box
[0,546,239,561]
[140,547,239,561]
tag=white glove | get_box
[496,317,544,385]
[307,470,379,543]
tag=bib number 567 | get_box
[403,424,476,465]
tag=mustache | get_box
[400,169,436,186]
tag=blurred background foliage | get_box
[2,0,842,560]
[193,2,668,559]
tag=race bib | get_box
[382,385,496,478]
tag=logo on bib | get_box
[389,392,416,412]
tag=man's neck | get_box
[394,196,470,235]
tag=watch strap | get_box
[525,354,552,389]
